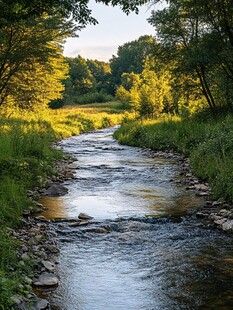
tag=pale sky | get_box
[63,1,158,62]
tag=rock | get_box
[28,237,39,246]
[33,273,59,287]
[17,298,49,310]
[65,171,75,179]
[21,245,29,252]
[212,200,221,207]
[85,227,109,234]
[21,253,30,261]
[196,191,210,197]
[216,198,225,205]
[69,221,89,227]
[34,299,49,310]
[42,184,68,197]
[209,213,223,221]
[22,210,30,217]
[42,260,55,272]
[219,209,230,217]
[24,276,32,284]
[186,186,196,190]
[79,221,90,226]
[214,218,227,226]
[11,295,23,305]
[222,220,233,232]
[78,213,93,220]
[195,184,210,191]
[196,212,209,218]
[44,244,59,254]
[35,216,49,223]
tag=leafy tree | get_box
[149,0,233,112]
[2,51,68,112]
[0,15,71,109]
[0,0,149,111]
[86,59,113,94]
[67,56,95,97]
[0,0,149,28]
[110,35,157,87]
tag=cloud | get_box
[63,44,118,61]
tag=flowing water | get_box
[41,127,233,310]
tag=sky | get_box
[62,1,158,62]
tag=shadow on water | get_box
[40,127,233,310]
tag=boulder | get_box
[78,213,93,220]
[33,273,59,287]
[42,260,55,272]
[42,184,68,197]
[17,298,49,310]
[222,220,233,232]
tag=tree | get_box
[110,35,157,87]
[116,58,173,117]
[149,0,233,112]
[0,0,149,111]
[67,56,95,97]
[0,0,149,27]
[86,59,113,94]
[2,51,68,112]
[0,15,72,109]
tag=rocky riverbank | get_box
[152,150,233,233]
[10,158,76,310]
[11,146,233,309]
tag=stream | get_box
[41,127,233,310]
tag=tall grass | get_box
[114,114,233,201]
[0,103,128,308]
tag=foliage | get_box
[0,0,148,28]
[149,0,233,112]
[0,14,72,111]
[0,0,147,112]
[62,57,115,105]
[110,35,157,87]
[74,93,114,105]
[116,58,173,117]
[87,59,114,94]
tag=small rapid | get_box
[41,127,233,310]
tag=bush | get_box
[75,92,114,105]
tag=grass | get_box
[0,102,129,309]
[114,113,233,202]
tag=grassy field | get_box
[0,101,127,308]
[114,113,233,202]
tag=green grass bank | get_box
[114,113,233,202]
[0,102,126,308]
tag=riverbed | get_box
[41,127,233,310]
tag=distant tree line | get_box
[0,0,232,117]
[0,0,145,114]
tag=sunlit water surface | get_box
[40,127,233,310]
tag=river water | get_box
[41,127,233,310]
